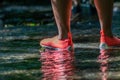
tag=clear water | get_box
[0,6,120,80]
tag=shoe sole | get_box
[99,42,120,50]
[40,44,73,51]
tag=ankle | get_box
[58,35,68,40]
[104,33,113,38]
[58,32,72,40]
[100,30,113,38]
[58,34,68,40]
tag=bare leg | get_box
[51,0,72,40]
[40,0,73,49]
[94,0,120,47]
[94,0,113,37]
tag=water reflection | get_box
[40,47,120,80]
[40,48,75,80]
[98,49,112,80]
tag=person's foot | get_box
[100,30,120,49]
[40,36,73,50]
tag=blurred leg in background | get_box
[72,0,81,15]
[71,0,96,22]
[71,0,81,22]
[89,0,96,14]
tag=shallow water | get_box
[39,47,120,80]
[1,38,120,80]
[0,6,120,80]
